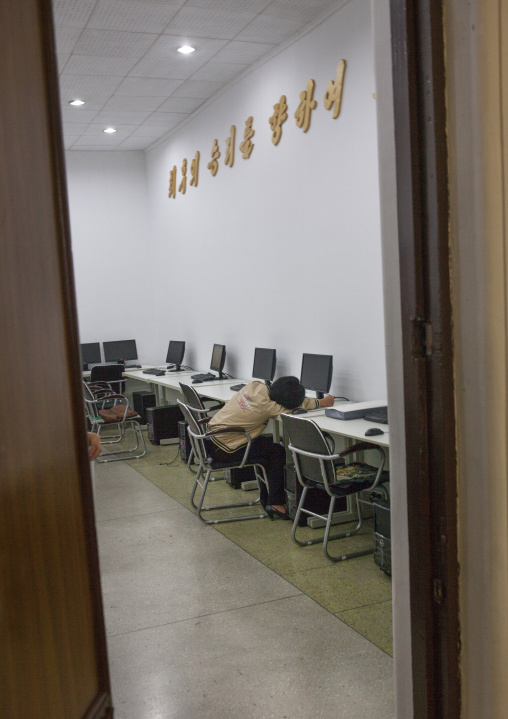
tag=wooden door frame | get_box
[22,0,460,716]
[390,0,460,717]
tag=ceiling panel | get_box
[157,96,206,113]
[63,54,141,76]
[166,6,256,39]
[52,0,97,28]
[191,61,248,83]
[73,29,159,57]
[87,0,183,33]
[236,15,304,44]
[54,0,341,152]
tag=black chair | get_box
[281,413,389,562]
[89,363,126,394]
[178,400,268,524]
[83,381,146,462]
[179,382,225,505]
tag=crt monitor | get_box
[166,340,185,371]
[103,339,138,364]
[252,347,276,385]
[300,353,333,400]
[210,343,226,379]
[80,342,101,370]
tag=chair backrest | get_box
[90,364,125,382]
[281,413,337,486]
[90,363,125,393]
[179,382,205,411]
[83,381,100,421]
[178,400,208,464]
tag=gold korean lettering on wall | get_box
[294,79,317,133]
[208,140,220,176]
[178,159,187,194]
[268,95,288,146]
[167,60,350,198]
[168,165,177,199]
[239,116,255,158]
[324,60,346,119]
[190,151,200,187]
[224,125,236,167]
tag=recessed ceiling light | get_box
[104,127,117,134]
[69,99,85,106]
[178,45,195,54]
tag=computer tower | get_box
[146,405,183,445]
[284,465,347,526]
[225,465,257,489]
[178,420,192,461]
[132,390,157,424]
[373,499,391,576]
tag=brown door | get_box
[0,1,112,718]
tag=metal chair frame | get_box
[178,400,268,524]
[281,413,388,562]
[83,382,147,463]
[179,382,223,467]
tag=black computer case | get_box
[373,498,391,576]
[284,464,347,525]
[178,420,192,461]
[225,465,257,489]
[146,405,183,445]
[132,390,157,424]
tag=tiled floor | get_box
[94,440,394,718]
[124,439,394,654]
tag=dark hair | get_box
[269,376,305,410]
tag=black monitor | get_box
[80,342,101,370]
[210,343,226,379]
[103,339,138,364]
[300,353,333,400]
[166,340,185,371]
[252,347,276,386]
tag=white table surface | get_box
[116,371,390,448]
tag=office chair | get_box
[179,382,225,505]
[83,382,146,462]
[281,413,389,562]
[178,400,268,524]
[89,363,126,394]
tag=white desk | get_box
[118,372,390,450]
[83,363,155,380]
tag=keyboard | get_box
[190,372,216,381]
[364,407,388,424]
[125,364,142,369]
[230,383,246,391]
[142,368,165,376]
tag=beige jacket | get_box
[207,380,319,452]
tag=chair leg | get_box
[195,465,267,524]
[291,491,374,562]
[97,421,147,463]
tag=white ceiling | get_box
[54,0,340,151]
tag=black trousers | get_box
[206,435,287,506]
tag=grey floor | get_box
[94,460,395,719]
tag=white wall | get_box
[65,151,156,361]
[145,0,387,400]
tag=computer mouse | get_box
[292,408,308,415]
[365,427,384,436]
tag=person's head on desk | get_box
[269,376,334,411]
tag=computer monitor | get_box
[252,347,276,386]
[210,343,226,379]
[300,353,333,400]
[80,342,101,370]
[103,339,138,364]
[166,340,185,371]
